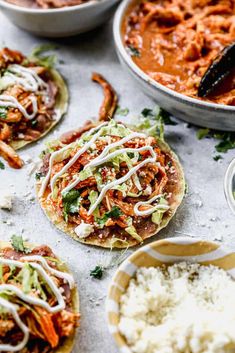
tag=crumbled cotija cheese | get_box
[119,263,235,353]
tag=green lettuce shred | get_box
[125,225,143,243]
[88,190,100,217]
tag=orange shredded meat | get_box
[123,0,235,105]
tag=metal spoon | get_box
[224,158,235,215]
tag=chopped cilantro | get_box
[141,107,176,125]
[213,155,223,161]
[62,189,81,221]
[159,109,177,125]
[0,161,5,170]
[116,106,129,116]
[35,172,44,180]
[141,108,154,117]
[215,139,235,153]
[106,206,122,218]
[90,266,104,279]
[197,128,235,153]
[97,206,122,226]
[0,107,7,119]
[127,46,140,57]
[11,235,31,254]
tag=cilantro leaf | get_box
[141,107,176,125]
[196,128,235,154]
[97,206,122,226]
[127,46,140,57]
[35,172,44,180]
[141,108,154,117]
[0,161,5,170]
[215,139,235,153]
[158,108,177,125]
[106,206,122,218]
[11,235,31,254]
[0,107,7,119]
[90,266,104,279]
[213,155,223,161]
[62,189,81,221]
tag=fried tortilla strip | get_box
[0,140,23,169]
[0,123,11,141]
[60,120,95,144]
[92,72,118,121]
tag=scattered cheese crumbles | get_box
[119,262,235,353]
[74,222,94,238]
[0,190,13,210]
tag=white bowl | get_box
[106,236,235,353]
[0,0,119,37]
[224,158,235,215]
[113,0,235,131]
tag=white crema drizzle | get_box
[0,95,38,120]
[39,122,109,197]
[4,65,48,92]
[0,255,75,352]
[0,64,49,121]
[134,194,170,216]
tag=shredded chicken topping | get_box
[0,245,79,353]
[123,0,235,105]
[0,48,58,169]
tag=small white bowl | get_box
[224,158,235,215]
[106,236,235,353]
[113,0,235,131]
[0,0,119,37]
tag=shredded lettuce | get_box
[132,106,165,140]
[16,264,47,299]
[127,191,142,197]
[112,183,128,197]
[101,120,132,138]
[52,185,59,200]
[32,271,47,301]
[88,190,100,217]
[110,238,129,249]
[45,139,64,153]
[125,225,143,243]
[22,264,33,294]
[0,264,3,283]
[29,44,58,68]
[151,210,164,225]
[79,167,93,181]
[151,197,169,225]
[112,151,133,170]
[94,171,103,190]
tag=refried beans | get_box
[122,0,235,105]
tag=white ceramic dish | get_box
[224,158,235,215]
[0,0,119,37]
[113,0,235,131]
[106,236,235,353]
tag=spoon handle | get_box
[224,158,235,215]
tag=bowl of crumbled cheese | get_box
[106,237,235,353]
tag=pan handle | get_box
[224,158,235,215]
